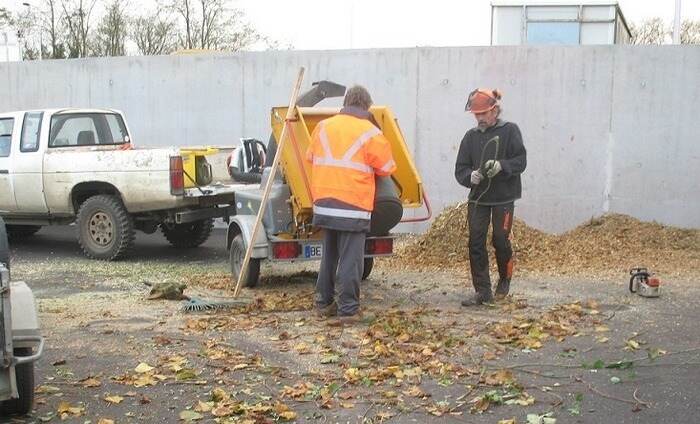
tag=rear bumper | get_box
[12,335,44,365]
[267,235,395,262]
[175,205,236,224]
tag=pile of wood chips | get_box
[394,203,700,279]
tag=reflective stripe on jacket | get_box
[306,111,396,230]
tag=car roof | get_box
[0,108,121,116]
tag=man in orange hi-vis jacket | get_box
[306,85,396,325]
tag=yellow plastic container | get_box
[180,147,219,187]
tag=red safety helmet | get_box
[465,88,502,114]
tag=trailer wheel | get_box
[0,348,35,415]
[6,225,41,241]
[230,233,260,288]
[77,195,134,260]
[362,257,374,281]
[161,219,214,248]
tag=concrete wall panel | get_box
[0,46,697,232]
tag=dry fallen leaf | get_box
[104,395,124,404]
[274,402,297,420]
[57,401,84,419]
[212,404,235,417]
[134,363,155,373]
[344,368,361,382]
[81,377,102,388]
[35,385,62,394]
[211,387,231,402]
[194,400,213,413]
[179,410,203,421]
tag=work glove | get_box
[484,160,502,178]
[470,170,483,185]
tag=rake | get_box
[181,296,251,313]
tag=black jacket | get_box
[455,120,527,205]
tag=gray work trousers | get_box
[315,229,366,316]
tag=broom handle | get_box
[233,67,305,297]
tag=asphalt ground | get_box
[2,225,699,423]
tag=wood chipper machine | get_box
[226,81,430,287]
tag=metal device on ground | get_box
[227,77,430,290]
[0,217,44,415]
[181,297,250,313]
[629,267,661,298]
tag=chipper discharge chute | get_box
[227,82,430,288]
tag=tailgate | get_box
[183,181,259,198]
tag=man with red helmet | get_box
[455,89,527,306]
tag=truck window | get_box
[0,118,13,157]
[20,112,43,153]
[49,113,128,148]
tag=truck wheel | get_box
[161,219,214,248]
[362,257,374,281]
[0,348,34,415]
[6,225,41,241]
[230,234,260,288]
[77,195,134,260]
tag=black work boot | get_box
[495,279,511,300]
[461,290,494,307]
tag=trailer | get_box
[224,81,430,287]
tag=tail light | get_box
[170,156,184,195]
[273,241,300,259]
[366,238,393,255]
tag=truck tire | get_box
[230,233,260,288]
[0,217,9,269]
[0,348,34,415]
[161,219,214,248]
[6,225,41,241]
[362,257,374,281]
[77,195,134,260]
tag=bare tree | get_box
[0,7,11,27]
[630,17,669,45]
[93,0,128,56]
[12,6,38,60]
[171,0,197,49]
[199,0,224,49]
[40,0,66,58]
[681,19,700,44]
[62,0,97,58]
[170,0,265,51]
[133,11,176,55]
[221,7,264,51]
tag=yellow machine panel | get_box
[270,106,424,224]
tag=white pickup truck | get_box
[0,108,243,260]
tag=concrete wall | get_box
[1,46,698,233]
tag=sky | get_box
[4,0,700,49]
[237,0,700,49]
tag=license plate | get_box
[304,244,323,258]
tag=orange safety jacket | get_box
[306,108,396,231]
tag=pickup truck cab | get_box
[0,108,242,260]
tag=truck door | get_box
[0,117,17,212]
[12,112,49,213]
